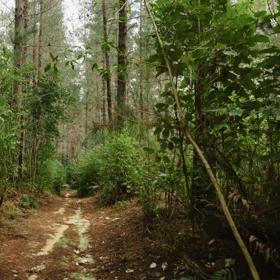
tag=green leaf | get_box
[162,128,170,138]
[91,63,98,70]
[155,102,168,112]
[254,34,269,43]
[44,63,51,72]
[257,153,280,163]
[213,123,229,131]
[143,147,155,154]
[202,107,225,113]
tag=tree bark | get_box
[116,0,128,125]
[13,0,29,179]
[32,0,39,84]
[102,63,106,125]
[102,0,113,124]
[13,0,26,109]
[139,0,144,121]
[38,0,43,76]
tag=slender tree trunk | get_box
[22,0,29,62]
[28,0,39,180]
[84,61,92,137]
[102,77,106,125]
[139,0,144,121]
[116,0,128,125]
[32,0,38,84]
[13,0,25,109]
[18,0,29,179]
[102,0,113,124]
[85,89,89,136]
[13,0,29,180]
[38,0,43,75]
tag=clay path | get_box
[0,191,167,280]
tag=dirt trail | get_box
[0,191,96,280]
[0,192,175,280]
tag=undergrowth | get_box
[75,127,145,204]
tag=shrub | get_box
[137,151,185,219]
[19,195,37,208]
[75,128,145,204]
[64,158,79,186]
[37,158,66,193]
[76,146,103,197]
[99,130,144,204]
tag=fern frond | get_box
[210,268,237,280]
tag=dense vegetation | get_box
[1,0,280,279]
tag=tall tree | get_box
[116,0,128,125]
[13,0,26,109]
[13,0,29,179]
[139,0,144,121]
[38,0,43,75]
[102,0,113,123]
[32,0,39,84]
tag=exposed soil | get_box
[4,191,275,279]
[0,191,191,280]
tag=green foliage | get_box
[0,41,74,187]
[138,154,184,218]
[76,146,103,197]
[37,158,66,194]
[99,129,143,204]
[210,268,237,280]
[179,267,237,280]
[76,128,145,204]
[0,46,20,180]
[19,195,37,209]
[151,0,280,209]
[28,69,74,140]
[3,201,21,220]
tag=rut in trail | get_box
[27,192,96,280]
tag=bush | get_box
[76,146,103,197]
[37,158,66,193]
[138,159,161,218]
[64,158,79,186]
[99,130,143,204]
[75,128,145,204]
[19,195,37,208]
[138,156,184,218]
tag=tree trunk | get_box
[85,89,89,136]
[32,0,39,84]
[13,0,29,180]
[22,0,29,65]
[102,72,106,125]
[102,0,113,124]
[13,0,26,109]
[38,0,43,75]
[116,0,128,125]
[139,0,144,121]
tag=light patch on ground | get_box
[71,272,96,280]
[27,199,92,280]
[55,207,65,215]
[28,275,38,280]
[77,254,95,265]
[35,224,69,256]
[68,208,91,251]
[55,236,69,248]
[33,207,90,258]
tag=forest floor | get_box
[0,190,194,280]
